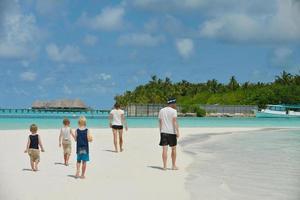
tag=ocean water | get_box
[181,129,300,200]
[0,116,300,130]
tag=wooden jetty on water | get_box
[0,108,110,118]
[0,99,110,118]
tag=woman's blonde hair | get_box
[78,116,87,126]
[30,124,38,133]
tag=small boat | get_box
[255,105,300,118]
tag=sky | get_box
[0,0,299,109]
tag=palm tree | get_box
[206,79,219,93]
[275,71,294,85]
[228,76,240,91]
[150,75,158,83]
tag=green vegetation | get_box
[181,105,206,117]
[115,71,300,109]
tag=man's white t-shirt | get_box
[110,109,125,126]
[158,107,177,134]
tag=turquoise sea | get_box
[0,116,300,130]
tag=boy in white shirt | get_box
[158,98,180,170]
[59,118,75,166]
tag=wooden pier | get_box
[0,108,110,118]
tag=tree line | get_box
[115,71,300,108]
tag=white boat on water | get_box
[255,105,300,118]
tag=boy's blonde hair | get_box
[63,118,70,125]
[78,116,87,126]
[30,124,38,133]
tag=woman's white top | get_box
[110,109,125,126]
[61,127,72,140]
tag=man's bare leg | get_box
[171,146,178,170]
[162,146,168,170]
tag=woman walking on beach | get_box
[109,103,128,152]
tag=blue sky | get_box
[0,0,299,108]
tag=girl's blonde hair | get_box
[78,116,87,126]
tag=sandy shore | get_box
[0,127,262,200]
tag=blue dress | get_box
[76,128,89,162]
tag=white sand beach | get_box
[0,127,281,200]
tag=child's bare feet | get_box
[120,148,124,152]
[172,166,179,170]
[80,175,85,179]
[75,171,80,178]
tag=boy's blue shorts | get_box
[77,153,89,162]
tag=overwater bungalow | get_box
[32,99,90,112]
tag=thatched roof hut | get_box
[32,99,88,110]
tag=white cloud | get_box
[200,14,259,42]
[80,73,112,84]
[46,43,85,63]
[20,71,37,81]
[175,38,194,58]
[118,33,165,46]
[0,1,40,59]
[79,6,125,31]
[132,0,300,43]
[83,34,98,46]
[199,0,300,43]
[97,73,112,81]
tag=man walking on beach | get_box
[158,98,180,170]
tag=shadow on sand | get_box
[54,162,65,166]
[22,168,33,171]
[67,175,78,179]
[103,149,117,153]
[147,166,167,171]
